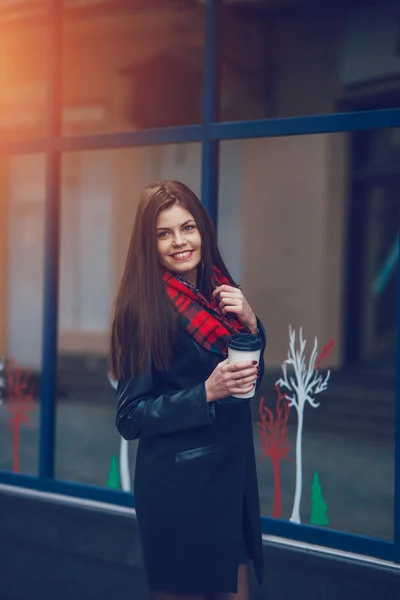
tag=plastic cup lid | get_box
[227,332,263,351]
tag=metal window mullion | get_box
[39,0,62,479]
[201,0,220,227]
[210,108,400,141]
[201,140,219,227]
[394,234,400,562]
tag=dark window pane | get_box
[218,131,397,539]
[0,153,46,475]
[61,2,205,135]
[55,144,201,487]
[0,2,47,140]
[219,1,400,121]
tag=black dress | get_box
[116,319,266,595]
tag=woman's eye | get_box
[183,224,195,232]
[157,231,170,239]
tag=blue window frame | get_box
[0,0,400,565]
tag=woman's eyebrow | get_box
[157,219,196,231]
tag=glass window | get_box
[218,131,397,540]
[0,2,47,140]
[55,143,201,488]
[219,1,400,122]
[61,2,205,135]
[0,153,46,475]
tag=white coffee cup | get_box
[227,333,263,399]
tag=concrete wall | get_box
[0,487,399,600]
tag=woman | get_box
[109,180,266,600]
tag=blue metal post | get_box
[394,234,400,562]
[39,0,62,479]
[201,0,220,227]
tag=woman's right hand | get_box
[205,359,259,402]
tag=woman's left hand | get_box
[212,285,258,334]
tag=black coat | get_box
[116,319,266,594]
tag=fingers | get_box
[219,293,241,305]
[228,367,258,382]
[218,290,243,315]
[224,361,258,372]
[226,370,258,383]
[223,362,258,390]
[212,284,237,297]
[231,383,255,395]
[210,358,258,400]
[219,292,240,300]
[217,358,229,370]
[219,297,239,307]
[232,376,257,388]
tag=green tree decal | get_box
[107,455,121,489]
[310,471,329,526]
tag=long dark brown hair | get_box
[109,180,236,380]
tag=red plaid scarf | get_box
[163,266,245,356]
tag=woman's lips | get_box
[170,250,193,262]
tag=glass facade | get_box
[0,153,46,476]
[55,144,201,487]
[218,2,400,122]
[0,4,47,141]
[61,2,205,134]
[218,133,396,541]
[0,0,400,564]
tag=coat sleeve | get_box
[255,317,267,392]
[116,365,215,441]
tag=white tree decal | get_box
[276,326,330,524]
[119,437,131,493]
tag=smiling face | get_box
[156,203,202,286]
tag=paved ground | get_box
[0,388,394,542]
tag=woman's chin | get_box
[168,261,200,281]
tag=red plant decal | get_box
[6,359,35,473]
[257,384,291,518]
[315,339,335,371]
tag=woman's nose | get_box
[173,232,186,246]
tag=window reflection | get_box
[220,0,400,121]
[218,132,396,540]
[61,1,205,134]
[55,144,201,487]
[0,2,47,140]
[0,154,45,475]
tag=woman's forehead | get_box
[157,204,195,228]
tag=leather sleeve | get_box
[255,317,267,391]
[116,367,215,441]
